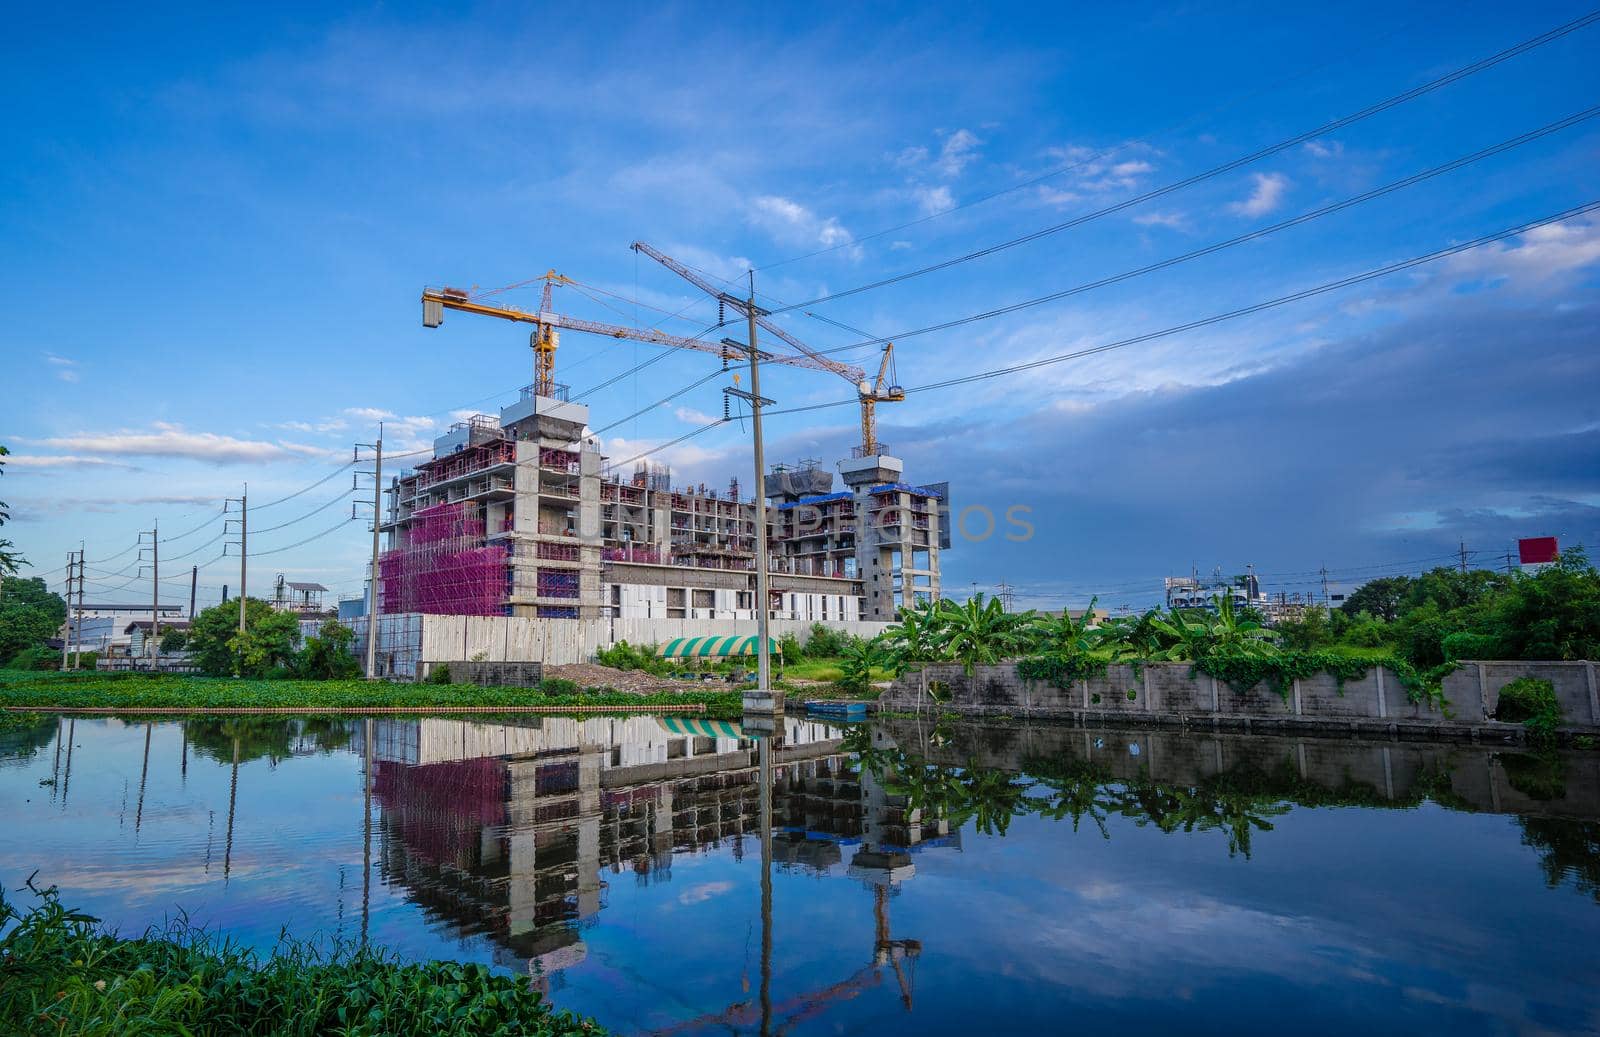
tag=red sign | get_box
[1518,537,1560,565]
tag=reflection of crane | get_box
[645,881,918,1036]
[421,274,834,401]
[630,243,905,456]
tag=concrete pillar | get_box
[1375,667,1388,719]
[1586,661,1598,725]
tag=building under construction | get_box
[378,387,945,623]
[380,249,948,624]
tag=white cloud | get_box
[19,423,330,465]
[936,128,982,177]
[44,353,80,383]
[278,418,349,434]
[1132,210,1187,229]
[914,185,954,215]
[1,454,139,470]
[747,195,855,253]
[1303,140,1343,159]
[1035,143,1157,203]
[672,405,718,425]
[1229,172,1290,217]
[16,494,220,515]
[895,144,930,167]
[890,240,914,250]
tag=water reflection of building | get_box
[353,715,944,991]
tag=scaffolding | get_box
[379,502,508,616]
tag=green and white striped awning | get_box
[657,716,746,739]
[657,635,782,659]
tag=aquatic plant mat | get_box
[2,703,704,715]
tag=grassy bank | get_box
[0,882,602,1036]
[0,672,743,718]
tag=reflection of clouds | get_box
[677,881,733,906]
[16,861,275,899]
[932,871,1555,1031]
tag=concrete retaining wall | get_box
[881,660,1600,737]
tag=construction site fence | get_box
[351,614,893,681]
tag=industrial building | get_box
[378,387,947,623]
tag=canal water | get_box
[2,712,1597,1035]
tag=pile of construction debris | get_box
[545,663,709,694]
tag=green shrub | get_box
[1496,677,1563,745]
[0,882,602,1036]
[779,632,804,660]
[6,645,61,671]
[427,663,451,684]
[1442,631,1499,661]
[595,640,672,675]
[538,677,579,696]
[804,623,847,658]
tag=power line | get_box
[750,199,1600,421]
[781,106,1600,356]
[253,488,353,534]
[254,461,356,510]
[751,4,1448,272]
[253,517,359,557]
[768,10,1600,314]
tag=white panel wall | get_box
[399,613,894,671]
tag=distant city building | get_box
[1163,568,1266,612]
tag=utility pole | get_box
[151,521,159,669]
[60,550,77,672]
[73,546,85,670]
[721,275,774,702]
[1459,539,1469,573]
[189,565,198,620]
[1319,563,1329,605]
[238,488,247,636]
[355,429,384,679]
[224,488,247,675]
[137,527,160,669]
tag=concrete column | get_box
[1209,676,1219,712]
[1375,667,1388,719]
[1291,679,1303,716]
[1586,661,1598,725]
[1142,667,1153,713]
[1476,663,1489,721]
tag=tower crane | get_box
[420,272,830,398]
[630,242,905,457]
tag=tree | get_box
[934,594,1033,674]
[1150,594,1277,661]
[836,636,885,695]
[0,577,67,664]
[880,600,948,675]
[1030,598,1101,659]
[295,621,361,679]
[187,597,300,677]
[1477,547,1600,661]
[1339,576,1410,622]
[159,627,190,652]
[0,444,20,578]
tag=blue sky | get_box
[3,1,1597,611]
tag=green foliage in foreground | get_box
[0,672,743,719]
[0,882,603,1036]
[1495,676,1563,746]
